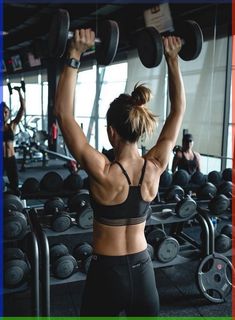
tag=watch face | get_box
[66,58,80,69]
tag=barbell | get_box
[136,20,203,68]
[48,9,119,66]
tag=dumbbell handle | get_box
[68,31,101,44]
[161,31,185,46]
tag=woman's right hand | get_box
[68,28,95,60]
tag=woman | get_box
[2,87,25,195]
[55,29,185,316]
[172,133,201,175]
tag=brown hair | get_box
[106,83,157,143]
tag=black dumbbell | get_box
[44,197,72,232]
[222,168,232,182]
[63,173,84,191]
[164,185,197,218]
[73,242,93,274]
[136,19,203,68]
[68,190,93,229]
[217,181,232,198]
[172,169,191,188]
[215,224,232,254]
[159,170,172,188]
[207,170,222,187]
[50,243,77,279]
[40,171,64,193]
[147,228,179,263]
[190,171,207,186]
[4,247,31,288]
[48,9,119,66]
[21,177,40,194]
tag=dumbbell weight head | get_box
[208,170,222,187]
[190,171,207,186]
[48,9,119,66]
[159,170,172,188]
[52,211,72,233]
[175,195,197,218]
[50,244,77,279]
[4,248,30,288]
[208,194,230,215]
[136,20,203,68]
[172,169,190,188]
[64,173,84,191]
[44,197,65,215]
[217,181,232,198]
[4,193,24,214]
[4,210,28,240]
[196,182,217,200]
[146,227,167,246]
[221,224,232,239]
[154,233,180,263]
[73,242,93,262]
[164,185,185,202]
[40,171,64,193]
[22,177,40,194]
[222,168,232,182]
[215,234,231,253]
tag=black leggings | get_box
[4,156,19,192]
[80,249,160,316]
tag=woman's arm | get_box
[54,29,108,179]
[146,36,186,172]
[12,87,25,127]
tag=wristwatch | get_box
[65,58,80,69]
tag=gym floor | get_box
[3,157,232,317]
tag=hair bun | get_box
[131,83,151,107]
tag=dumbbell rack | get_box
[3,211,40,317]
[28,207,93,317]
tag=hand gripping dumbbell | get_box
[48,8,119,66]
[146,226,179,263]
[68,190,94,229]
[196,182,230,215]
[4,194,28,240]
[164,185,197,218]
[215,224,233,254]
[73,242,93,274]
[50,243,77,279]
[44,197,72,232]
[4,247,31,289]
[135,19,203,68]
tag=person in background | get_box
[55,28,185,316]
[172,133,201,175]
[2,87,25,195]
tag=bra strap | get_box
[138,159,147,185]
[114,161,131,185]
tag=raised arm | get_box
[54,29,108,178]
[146,36,186,172]
[12,87,25,127]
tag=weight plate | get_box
[53,255,77,279]
[175,20,203,61]
[4,194,24,213]
[48,9,70,58]
[215,234,231,253]
[96,20,119,66]
[136,27,163,68]
[68,189,90,213]
[52,213,72,232]
[176,197,197,218]
[208,194,230,215]
[172,169,190,188]
[165,185,184,202]
[4,211,28,240]
[4,259,29,288]
[146,227,166,246]
[197,253,234,303]
[77,206,93,229]
[156,236,179,263]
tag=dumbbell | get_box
[4,194,28,240]
[172,169,191,188]
[63,173,84,191]
[68,190,93,229]
[73,242,93,274]
[21,177,40,194]
[207,170,222,187]
[159,170,172,188]
[44,197,72,232]
[146,227,179,263]
[50,243,77,279]
[196,182,230,215]
[164,185,197,218]
[215,224,233,253]
[190,171,207,186]
[40,171,64,193]
[135,19,203,68]
[4,247,31,288]
[48,9,119,66]
[7,80,26,95]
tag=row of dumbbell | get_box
[3,242,93,289]
[160,167,232,189]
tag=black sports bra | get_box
[3,124,15,142]
[90,159,150,226]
